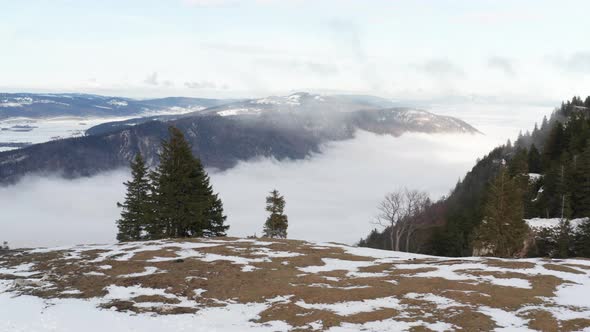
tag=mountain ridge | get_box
[0,92,479,184]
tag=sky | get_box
[1,0,590,101]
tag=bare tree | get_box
[372,188,430,252]
[373,191,404,251]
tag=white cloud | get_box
[416,59,464,78]
[144,72,159,86]
[487,56,516,76]
[550,52,590,73]
[185,80,224,89]
[0,131,497,249]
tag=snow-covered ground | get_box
[0,116,134,152]
[0,107,201,152]
[525,217,589,231]
[0,238,589,331]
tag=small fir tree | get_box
[574,219,590,257]
[116,153,152,242]
[263,189,288,238]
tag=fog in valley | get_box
[1,128,506,248]
[0,101,552,248]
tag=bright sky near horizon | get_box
[1,0,589,100]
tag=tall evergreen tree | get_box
[573,143,590,217]
[475,166,528,257]
[528,145,542,173]
[150,126,228,239]
[117,153,152,242]
[263,189,288,238]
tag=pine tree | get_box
[475,167,528,257]
[202,193,229,237]
[150,126,228,239]
[574,219,590,257]
[263,189,288,238]
[555,218,574,258]
[116,153,152,242]
[533,227,557,257]
[573,143,590,217]
[528,145,542,173]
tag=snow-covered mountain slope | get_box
[0,94,235,152]
[0,93,231,119]
[1,238,589,331]
[0,92,480,183]
[198,92,394,117]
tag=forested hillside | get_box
[360,96,590,258]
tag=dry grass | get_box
[1,238,589,331]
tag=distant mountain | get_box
[0,93,233,119]
[0,92,479,184]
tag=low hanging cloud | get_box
[184,80,228,90]
[550,52,590,73]
[144,72,174,87]
[487,56,516,76]
[416,58,464,78]
[0,131,497,249]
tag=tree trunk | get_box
[395,228,402,252]
[405,229,414,253]
[389,228,395,251]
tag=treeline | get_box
[359,96,590,258]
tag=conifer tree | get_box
[475,167,528,257]
[202,193,229,237]
[150,126,228,239]
[575,219,590,257]
[528,145,542,173]
[573,144,590,217]
[117,153,152,242]
[555,218,574,258]
[263,189,288,238]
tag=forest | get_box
[360,96,590,258]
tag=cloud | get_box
[182,0,310,7]
[182,0,237,7]
[0,171,128,248]
[254,58,339,76]
[0,131,496,248]
[487,56,516,76]
[416,59,464,78]
[550,52,590,73]
[144,72,174,87]
[144,72,159,85]
[184,80,228,89]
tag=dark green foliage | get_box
[528,145,542,173]
[150,127,228,238]
[263,189,288,238]
[117,153,152,242]
[360,95,590,257]
[573,143,590,217]
[202,194,229,237]
[555,219,574,258]
[575,219,590,257]
[117,127,228,242]
[529,227,557,257]
[474,167,528,257]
